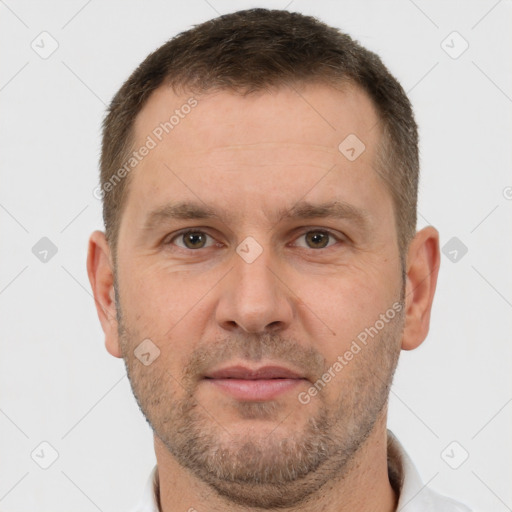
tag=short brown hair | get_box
[100,8,418,263]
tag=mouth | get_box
[203,365,308,401]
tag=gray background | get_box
[1,0,511,511]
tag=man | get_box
[87,8,471,512]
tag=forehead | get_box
[120,82,388,235]
[133,81,380,156]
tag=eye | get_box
[169,230,216,250]
[293,230,340,249]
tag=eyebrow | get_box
[275,200,371,230]
[142,199,371,232]
[142,202,219,232]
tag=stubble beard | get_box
[116,289,404,508]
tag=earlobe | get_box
[401,226,441,351]
[86,230,123,358]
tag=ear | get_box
[86,230,122,358]
[401,226,440,351]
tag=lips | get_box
[204,365,304,380]
[203,365,307,401]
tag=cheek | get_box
[117,263,217,352]
[119,260,184,313]
[298,270,397,359]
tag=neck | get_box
[154,415,398,512]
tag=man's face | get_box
[114,83,405,507]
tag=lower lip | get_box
[205,378,305,401]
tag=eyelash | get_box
[164,228,345,251]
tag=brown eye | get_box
[304,231,332,249]
[171,231,214,249]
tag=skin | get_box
[87,82,440,512]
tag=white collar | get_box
[131,431,471,512]
[386,431,471,511]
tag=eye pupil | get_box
[306,231,329,249]
[183,232,206,249]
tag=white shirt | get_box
[131,431,471,512]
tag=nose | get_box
[215,247,294,334]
